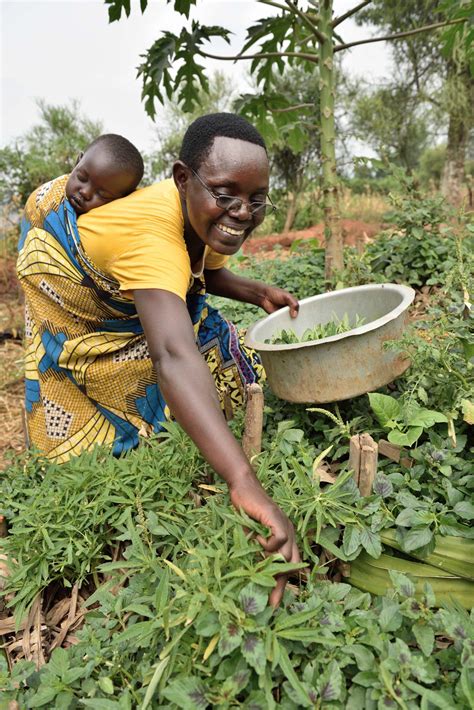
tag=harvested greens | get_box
[266,313,366,344]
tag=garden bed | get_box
[1,189,473,707]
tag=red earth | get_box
[243,219,382,254]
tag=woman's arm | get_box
[204,267,299,317]
[133,288,300,605]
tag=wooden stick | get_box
[379,439,401,463]
[242,383,264,460]
[358,433,378,496]
[223,387,234,422]
[349,435,361,486]
[0,515,7,538]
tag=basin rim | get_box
[244,283,415,351]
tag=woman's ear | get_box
[172,161,190,199]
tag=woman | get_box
[18,113,301,604]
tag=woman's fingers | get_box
[256,526,302,607]
[268,542,301,607]
[269,573,288,607]
[229,477,302,606]
[261,286,299,317]
[256,531,289,553]
[286,293,299,318]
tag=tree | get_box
[0,100,103,206]
[348,81,430,172]
[355,0,474,206]
[104,0,468,278]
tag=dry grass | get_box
[0,340,25,469]
[339,188,390,224]
[1,258,25,468]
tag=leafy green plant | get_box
[2,180,474,706]
[368,392,448,447]
[364,173,473,288]
[2,561,473,708]
[266,314,365,345]
[208,245,326,330]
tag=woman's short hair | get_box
[179,113,267,171]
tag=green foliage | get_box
[105,0,193,22]
[0,427,204,621]
[144,71,235,184]
[1,421,473,706]
[0,100,103,205]
[208,245,326,329]
[136,22,231,118]
[368,393,448,447]
[355,0,473,201]
[391,295,473,418]
[235,64,325,232]
[439,0,474,72]
[105,0,317,123]
[417,144,447,189]
[236,64,321,174]
[365,171,471,287]
[266,314,366,345]
[349,82,430,171]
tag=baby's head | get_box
[66,134,144,215]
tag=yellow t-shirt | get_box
[78,178,228,301]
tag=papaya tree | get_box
[104,0,468,278]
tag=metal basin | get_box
[245,283,415,403]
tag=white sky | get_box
[1,0,392,153]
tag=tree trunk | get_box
[319,0,343,280]
[441,64,473,207]
[283,191,298,232]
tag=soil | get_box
[243,218,383,255]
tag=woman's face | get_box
[175,136,270,256]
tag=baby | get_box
[66,133,144,215]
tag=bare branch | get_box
[284,0,327,44]
[334,17,466,53]
[332,1,373,28]
[199,49,319,64]
[271,102,315,113]
[258,0,289,13]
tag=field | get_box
[1,187,473,708]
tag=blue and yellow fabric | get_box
[17,177,263,462]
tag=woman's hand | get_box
[258,284,299,318]
[229,472,301,607]
[204,268,299,318]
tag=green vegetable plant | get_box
[2,171,474,707]
[266,314,366,345]
[365,169,469,288]
[368,392,448,447]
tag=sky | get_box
[1,0,393,153]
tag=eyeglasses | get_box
[190,168,276,218]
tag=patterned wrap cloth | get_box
[17,177,264,462]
